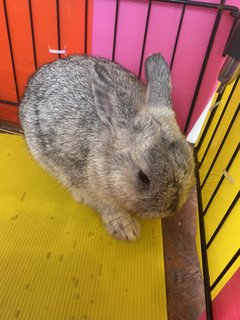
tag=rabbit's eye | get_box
[138,170,150,185]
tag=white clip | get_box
[210,101,221,112]
[223,169,235,184]
[48,45,67,56]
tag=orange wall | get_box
[0,0,92,125]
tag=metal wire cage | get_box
[0,1,240,319]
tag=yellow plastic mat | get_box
[0,133,167,320]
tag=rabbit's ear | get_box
[95,63,114,86]
[92,81,113,126]
[145,53,172,108]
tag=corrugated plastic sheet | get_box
[0,133,167,320]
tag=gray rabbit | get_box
[20,53,194,241]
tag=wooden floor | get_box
[163,189,205,320]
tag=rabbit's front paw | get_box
[71,189,89,205]
[103,212,140,241]
[72,191,84,203]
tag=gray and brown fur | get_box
[20,54,195,241]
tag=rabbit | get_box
[19,53,195,241]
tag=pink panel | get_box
[188,11,234,133]
[92,0,116,59]
[185,0,239,134]
[114,0,148,75]
[200,268,240,320]
[225,0,240,5]
[171,5,219,130]
[140,2,183,80]
[91,0,239,131]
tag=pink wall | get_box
[200,267,240,320]
[91,0,238,133]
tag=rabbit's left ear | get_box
[92,80,114,126]
[94,63,114,86]
[145,53,172,109]
[92,63,117,127]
